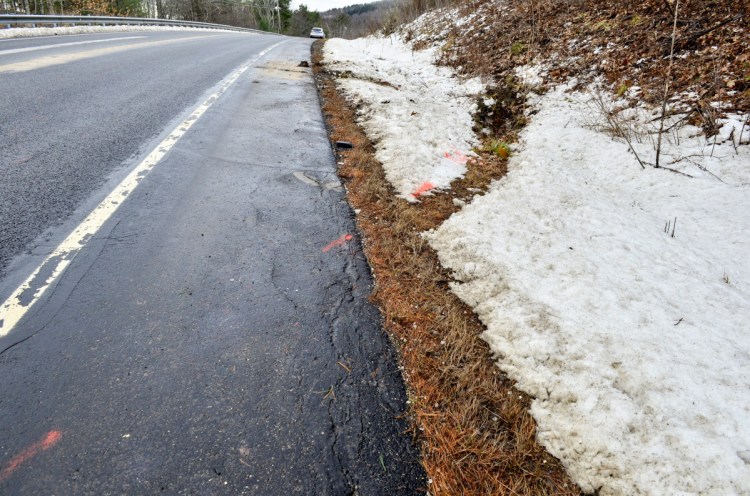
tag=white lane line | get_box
[0,40,286,337]
[0,36,146,56]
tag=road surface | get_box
[0,30,425,493]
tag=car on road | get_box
[310,27,325,39]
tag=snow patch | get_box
[426,86,750,495]
[323,34,483,200]
[514,64,547,89]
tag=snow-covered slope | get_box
[427,86,750,495]
[323,35,483,200]
[324,19,750,495]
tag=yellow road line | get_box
[0,36,146,56]
[0,34,215,73]
[0,40,286,337]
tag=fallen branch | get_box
[661,0,674,19]
[675,14,742,51]
[689,161,727,183]
[657,164,694,178]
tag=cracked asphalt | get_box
[0,32,425,493]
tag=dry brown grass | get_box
[407,0,748,135]
[312,41,582,495]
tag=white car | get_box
[310,27,325,39]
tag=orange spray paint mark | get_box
[0,430,62,483]
[410,182,436,198]
[443,147,469,165]
[322,234,353,253]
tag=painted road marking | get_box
[0,34,217,73]
[0,430,62,482]
[0,40,286,338]
[0,36,146,56]
[323,234,353,253]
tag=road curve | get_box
[0,30,281,276]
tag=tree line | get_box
[1,0,402,38]
[1,0,299,34]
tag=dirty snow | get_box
[323,10,750,493]
[0,25,244,39]
[323,35,483,200]
[426,84,750,494]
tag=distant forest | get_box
[317,0,395,38]
[1,0,399,38]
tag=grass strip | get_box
[312,40,583,495]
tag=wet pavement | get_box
[0,35,425,494]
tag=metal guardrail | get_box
[0,14,275,35]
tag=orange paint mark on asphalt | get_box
[323,234,353,253]
[411,181,436,198]
[0,430,62,482]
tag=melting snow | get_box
[426,86,750,495]
[324,17,750,494]
[323,35,483,200]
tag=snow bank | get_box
[0,25,243,39]
[322,35,483,200]
[426,86,750,494]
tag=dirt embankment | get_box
[311,1,747,493]
[312,40,582,495]
[407,0,748,134]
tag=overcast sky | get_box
[290,0,375,13]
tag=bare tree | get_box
[655,0,680,169]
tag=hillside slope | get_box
[407,0,748,133]
[319,1,748,494]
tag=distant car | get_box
[310,27,325,39]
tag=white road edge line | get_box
[0,40,286,337]
[0,36,147,56]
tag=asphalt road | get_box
[0,30,425,493]
[0,31,280,276]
